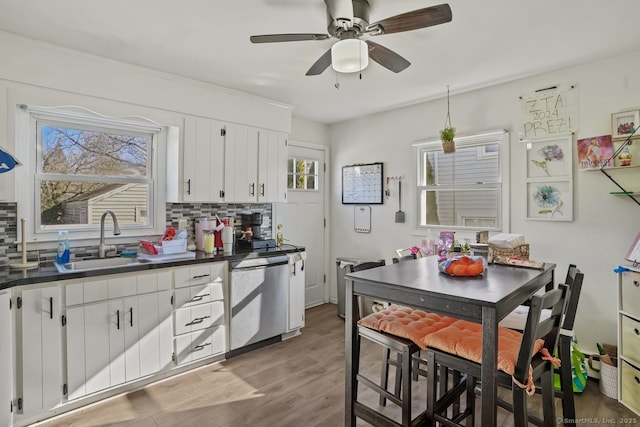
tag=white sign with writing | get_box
[520,84,577,140]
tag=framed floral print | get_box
[526,180,573,221]
[525,134,573,221]
[526,135,572,178]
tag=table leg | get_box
[481,306,498,426]
[345,279,359,427]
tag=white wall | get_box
[328,49,640,352]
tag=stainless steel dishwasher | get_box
[229,255,289,351]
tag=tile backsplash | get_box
[0,202,272,264]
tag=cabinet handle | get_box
[186,315,210,326]
[187,179,191,195]
[634,280,639,288]
[116,310,120,330]
[220,189,225,199]
[260,183,265,197]
[130,307,134,327]
[250,183,255,196]
[192,274,210,279]
[190,293,210,302]
[194,342,211,351]
[635,328,639,336]
[49,297,53,319]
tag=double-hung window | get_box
[16,105,169,241]
[413,130,509,231]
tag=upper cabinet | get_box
[224,124,287,203]
[181,117,226,203]
[168,118,288,204]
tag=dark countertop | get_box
[0,245,305,290]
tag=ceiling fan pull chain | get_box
[335,71,340,89]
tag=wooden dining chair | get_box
[423,284,569,427]
[500,265,584,424]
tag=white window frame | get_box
[412,129,510,232]
[287,157,320,192]
[15,105,170,243]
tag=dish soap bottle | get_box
[56,230,70,264]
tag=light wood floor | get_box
[39,304,637,427]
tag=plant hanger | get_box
[440,85,456,153]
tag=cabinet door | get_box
[109,297,141,386]
[225,124,258,202]
[67,300,112,398]
[0,291,12,427]
[19,286,62,416]
[258,130,288,203]
[183,116,211,202]
[137,291,173,377]
[183,118,226,203]
[288,254,306,331]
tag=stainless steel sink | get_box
[55,257,151,273]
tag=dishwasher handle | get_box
[230,255,289,270]
[231,260,288,271]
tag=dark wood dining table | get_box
[344,255,555,426]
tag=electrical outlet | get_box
[178,218,188,230]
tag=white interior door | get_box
[275,143,327,308]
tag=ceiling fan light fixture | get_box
[331,39,369,73]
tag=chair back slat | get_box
[392,254,418,264]
[561,270,583,331]
[513,284,567,381]
[346,260,386,273]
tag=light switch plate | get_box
[178,218,188,230]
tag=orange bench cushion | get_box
[420,319,544,376]
[358,304,458,349]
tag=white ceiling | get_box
[2,0,640,124]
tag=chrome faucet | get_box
[98,210,121,258]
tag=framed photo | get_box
[526,180,573,221]
[526,135,573,178]
[611,110,640,140]
[625,232,640,265]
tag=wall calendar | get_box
[342,162,383,204]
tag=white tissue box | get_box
[487,233,525,249]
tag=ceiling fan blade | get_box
[306,48,333,76]
[367,3,452,35]
[250,33,330,43]
[365,40,410,73]
[324,0,353,26]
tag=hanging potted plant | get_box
[440,85,456,154]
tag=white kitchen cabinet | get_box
[168,116,225,203]
[0,290,13,427]
[224,124,288,203]
[224,123,259,203]
[65,271,173,400]
[172,263,227,365]
[258,129,288,203]
[287,252,306,332]
[16,285,62,417]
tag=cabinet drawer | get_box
[174,301,224,335]
[174,282,224,309]
[174,265,214,288]
[621,359,640,415]
[622,314,640,365]
[621,272,640,316]
[174,325,226,365]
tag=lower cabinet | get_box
[65,271,173,400]
[287,252,306,332]
[172,263,227,365]
[15,285,63,417]
[0,290,12,427]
